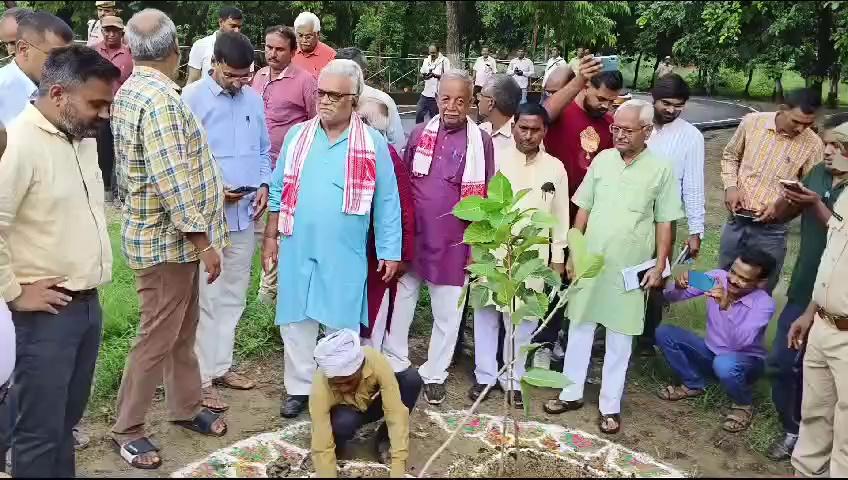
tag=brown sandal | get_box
[599,413,621,434]
[543,399,584,415]
[201,387,229,413]
[214,371,256,390]
[722,404,753,433]
[658,385,704,401]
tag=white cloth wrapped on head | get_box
[314,329,366,378]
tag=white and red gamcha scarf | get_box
[412,114,487,198]
[278,114,376,236]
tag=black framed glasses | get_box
[315,89,357,103]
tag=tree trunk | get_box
[531,8,541,59]
[810,2,835,102]
[743,67,754,97]
[775,74,785,104]
[632,52,643,90]
[650,56,661,88]
[827,66,841,108]
[445,1,462,68]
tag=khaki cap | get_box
[96,1,117,7]
[100,16,124,29]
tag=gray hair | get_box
[294,11,321,32]
[319,59,364,97]
[1,7,32,23]
[615,98,654,125]
[125,9,178,62]
[334,47,367,75]
[439,69,473,97]
[484,74,522,117]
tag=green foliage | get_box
[520,368,573,416]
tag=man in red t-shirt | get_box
[544,69,624,222]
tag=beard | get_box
[58,102,103,139]
[656,110,680,125]
[582,96,607,118]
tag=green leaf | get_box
[467,262,500,278]
[520,380,532,416]
[567,228,605,281]
[487,172,513,205]
[517,249,540,264]
[489,210,519,231]
[519,343,545,357]
[463,222,496,244]
[494,280,518,307]
[530,211,558,229]
[469,284,490,309]
[452,196,488,222]
[576,254,605,280]
[538,268,562,289]
[471,245,496,264]
[513,304,538,324]
[510,188,532,207]
[535,291,550,316]
[521,368,573,390]
[517,225,543,241]
[456,284,468,309]
[514,257,547,284]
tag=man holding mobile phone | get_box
[415,45,449,123]
[507,48,534,104]
[183,32,272,411]
[719,89,824,292]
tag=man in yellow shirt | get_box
[310,330,422,478]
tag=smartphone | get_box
[779,179,803,191]
[734,208,758,219]
[596,55,620,72]
[688,271,716,292]
[229,186,258,194]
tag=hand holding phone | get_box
[229,186,258,195]
[596,55,620,72]
[779,179,804,191]
[688,271,716,292]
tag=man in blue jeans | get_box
[655,250,776,433]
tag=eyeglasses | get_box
[315,89,357,103]
[544,89,558,96]
[23,40,49,55]
[476,93,493,100]
[609,124,648,137]
[220,70,253,81]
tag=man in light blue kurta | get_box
[263,59,402,418]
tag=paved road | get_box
[396,95,756,136]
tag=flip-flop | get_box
[599,412,621,435]
[112,437,162,470]
[201,387,230,413]
[213,371,256,390]
[172,408,228,437]
[658,385,704,401]
[543,399,584,415]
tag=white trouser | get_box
[280,319,337,396]
[473,306,538,391]
[559,321,633,415]
[383,271,466,384]
[363,290,391,352]
[196,228,256,387]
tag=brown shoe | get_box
[213,371,256,390]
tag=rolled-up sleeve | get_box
[142,103,209,233]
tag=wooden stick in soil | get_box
[416,288,570,478]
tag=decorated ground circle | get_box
[172,411,685,478]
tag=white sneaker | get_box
[533,348,552,370]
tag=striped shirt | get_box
[721,112,823,211]
[648,117,706,235]
[112,66,228,270]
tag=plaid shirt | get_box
[113,66,228,270]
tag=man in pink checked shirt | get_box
[251,24,317,306]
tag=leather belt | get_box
[817,306,848,331]
[51,287,97,299]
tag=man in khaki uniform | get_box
[788,191,848,476]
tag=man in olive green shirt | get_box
[310,329,422,478]
[544,99,684,435]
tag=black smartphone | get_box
[734,208,758,219]
[229,186,258,194]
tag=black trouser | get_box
[96,121,115,193]
[415,96,439,124]
[11,292,102,478]
[330,367,423,447]
[0,382,12,474]
[769,302,807,435]
[718,216,787,293]
[638,223,678,348]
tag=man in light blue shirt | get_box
[0,12,72,155]
[182,31,271,412]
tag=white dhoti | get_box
[363,290,391,352]
[559,321,633,415]
[473,305,537,391]
[280,319,338,395]
[196,228,256,387]
[383,270,466,384]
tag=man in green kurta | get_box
[543,99,684,435]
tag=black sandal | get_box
[172,408,228,437]
[599,412,621,434]
[543,399,584,415]
[113,437,162,470]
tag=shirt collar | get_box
[493,118,514,139]
[21,103,71,139]
[9,60,37,98]
[298,42,325,58]
[202,71,226,96]
[133,65,181,92]
[764,112,778,132]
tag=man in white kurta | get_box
[507,49,534,105]
[262,60,402,418]
[471,103,569,406]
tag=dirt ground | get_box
[75,129,795,477]
[76,338,791,478]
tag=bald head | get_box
[545,65,575,93]
[126,8,178,62]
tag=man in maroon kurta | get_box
[383,71,495,406]
[544,69,623,223]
